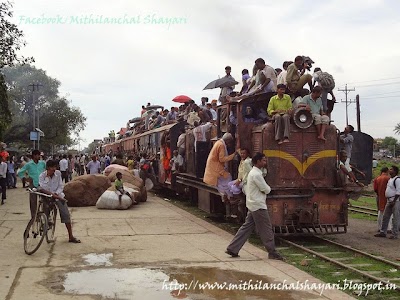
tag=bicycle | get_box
[23,188,64,255]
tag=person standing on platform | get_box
[226,152,283,260]
[374,167,392,232]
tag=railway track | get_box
[278,236,400,292]
[348,205,378,217]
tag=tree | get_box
[0,1,34,68]
[0,74,11,140]
[2,64,86,153]
[395,123,400,135]
[381,136,399,149]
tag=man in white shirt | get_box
[226,152,283,260]
[0,156,7,204]
[177,128,186,156]
[206,103,217,121]
[59,154,69,183]
[277,61,290,86]
[375,165,400,239]
[193,121,213,178]
[255,58,277,93]
[39,160,80,243]
[79,154,86,175]
[86,155,101,174]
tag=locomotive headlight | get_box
[299,114,307,123]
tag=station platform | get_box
[0,187,354,299]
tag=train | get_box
[102,92,373,235]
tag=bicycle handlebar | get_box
[26,188,68,203]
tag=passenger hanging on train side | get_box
[286,56,313,96]
[203,133,236,219]
[193,121,213,178]
[228,148,252,223]
[298,86,329,141]
[340,125,354,165]
[338,150,365,187]
[177,128,186,156]
[267,84,293,144]
[254,58,277,93]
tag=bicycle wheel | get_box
[46,206,57,243]
[23,212,47,255]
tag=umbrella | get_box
[172,95,192,103]
[128,117,143,123]
[203,77,238,90]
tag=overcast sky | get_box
[11,0,400,148]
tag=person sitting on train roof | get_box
[286,56,313,96]
[166,107,177,124]
[254,58,277,93]
[199,97,208,109]
[141,105,146,116]
[203,133,237,219]
[240,69,251,95]
[312,67,336,113]
[207,102,217,121]
[267,84,293,144]
[298,86,329,141]
[338,150,365,187]
[225,65,265,102]
[275,68,282,76]
[277,61,291,86]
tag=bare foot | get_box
[317,136,326,141]
[278,140,283,145]
[283,139,290,143]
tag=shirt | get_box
[340,133,354,159]
[7,161,15,174]
[170,155,184,171]
[301,94,323,115]
[0,162,7,178]
[385,176,400,200]
[277,70,287,85]
[374,173,390,211]
[286,63,300,91]
[59,158,68,171]
[245,166,271,212]
[267,94,293,116]
[79,156,86,165]
[209,108,217,120]
[115,178,123,190]
[261,65,277,92]
[86,160,101,174]
[193,122,212,151]
[237,157,252,185]
[177,133,186,149]
[17,160,46,187]
[39,170,65,198]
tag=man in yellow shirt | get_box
[267,84,293,144]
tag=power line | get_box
[338,84,355,126]
[361,90,400,97]
[345,76,400,85]
[362,95,400,100]
[355,81,400,88]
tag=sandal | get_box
[69,237,81,243]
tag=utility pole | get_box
[355,95,361,132]
[28,83,43,150]
[338,84,355,126]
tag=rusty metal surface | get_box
[350,131,373,184]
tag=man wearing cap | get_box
[17,150,46,219]
[204,133,236,218]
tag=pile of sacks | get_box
[64,164,147,210]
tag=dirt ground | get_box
[328,217,400,261]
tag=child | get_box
[115,172,137,206]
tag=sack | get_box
[318,72,335,91]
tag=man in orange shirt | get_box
[374,167,391,232]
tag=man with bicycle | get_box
[39,160,80,243]
[18,150,46,219]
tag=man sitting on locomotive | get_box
[39,160,81,243]
[286,55,313,96]
[298,86,329,141]
[267,84,293,144]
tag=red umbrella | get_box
[172,95,192,103]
